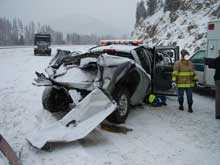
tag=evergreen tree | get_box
[0,17,113,46]
[12,18,19,44]
[147,0,157,16]
[164,0,181,12]
[135,0,147,27]
[19,35,24,45]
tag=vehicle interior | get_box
[151,46,179,96]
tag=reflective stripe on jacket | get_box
[172,59,197,88]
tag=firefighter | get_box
[172,49,198,112]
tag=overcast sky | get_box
[0,0,138,36]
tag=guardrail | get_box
[0,46,33,49]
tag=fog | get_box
[0,0,138,35]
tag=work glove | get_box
[172,82,176,88]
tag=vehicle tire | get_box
[42,87,73,113]
[107,88,130,124]
[34,49,37,55]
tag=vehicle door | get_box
[128,47,152,104]
[190,50,206,84]
[151,46,179,96]
[135,47,152,75]
[205,39,219,86]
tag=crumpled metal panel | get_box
[27,88,117,149]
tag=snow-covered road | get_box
[0,46,219,165]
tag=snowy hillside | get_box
[132,0,220,53]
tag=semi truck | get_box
[34,33,52,56]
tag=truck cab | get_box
[34,33,52,56]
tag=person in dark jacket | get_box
[205,55,220,119]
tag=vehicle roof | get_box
[90,44,141,53]
[191,49,206,56]
[34,33,51,38]
[208,19,220,24]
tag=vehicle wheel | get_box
[107,89,130,124]
[42,87,73,113]
[34,49,37,55]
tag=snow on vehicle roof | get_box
[90,44,140,53]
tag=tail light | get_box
[208,24,215,30]
[132,40,143,46]
[103,49,116,54]
[100,40,143,46]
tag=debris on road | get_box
[0,134,21,165]
[100,122,133,134]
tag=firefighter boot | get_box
[179,105,184,111]
[188,104,193,113]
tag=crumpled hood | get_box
[97,54,134,67]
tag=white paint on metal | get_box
[27,88,117,149]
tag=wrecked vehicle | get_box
[28,41,179,149]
